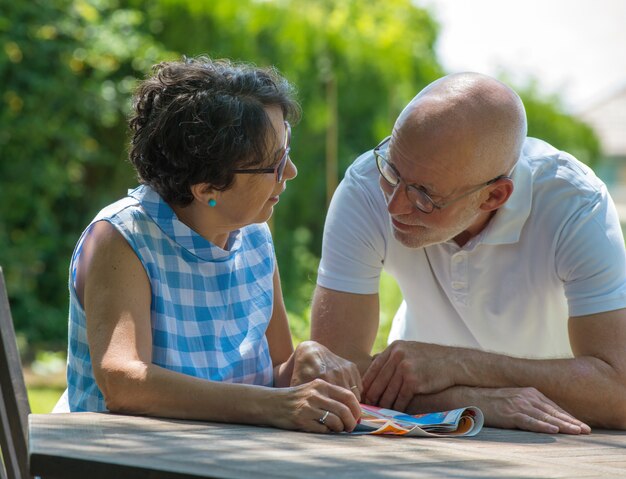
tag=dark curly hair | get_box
[128,56,301,206]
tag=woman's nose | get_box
[284,157,297,181]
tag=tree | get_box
[0,0,170,345]
[0,0,601,346]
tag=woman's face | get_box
[216,106,297,228]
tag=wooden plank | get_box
[29,413,626,479]
[0,268,31,479]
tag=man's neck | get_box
[453,210,497,247]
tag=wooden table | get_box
[29,412,626,478]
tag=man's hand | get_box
[290,341,363,401]
[459,387,591,435]
[362,340,457,411]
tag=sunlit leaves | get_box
[0,0,600,347]
[0,0,169,344]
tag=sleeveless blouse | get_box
[66,185,275,411]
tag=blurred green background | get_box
[0,0,599,412]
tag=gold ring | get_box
[350,385,359,390]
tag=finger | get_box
[541,413,583,435]
[534,404,588,435]
[308,416,331,434]
[349,384,362,402]
[515,413,559,434]
[320,410,346,433]
[348,366,363,402]
[363,358,397,406]
[325,384,361,428]
[532,396,590,432]
[325,401,358,432]
[354,367,364,391]
[392,381,414,413]
[378,373,403,409]
[362,349,389,393]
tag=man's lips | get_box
[391,217,422,231]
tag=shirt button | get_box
[452,255,464,263]
[454,295,467,305]
[451,281,465,290]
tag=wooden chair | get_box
[0,267,32,479]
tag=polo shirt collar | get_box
[478,154,533,246]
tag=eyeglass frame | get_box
[231,121,291,182]
[373,136,510,214]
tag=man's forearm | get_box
[365,338,625,429]
[455,348,626,428]
[310,286,379,376]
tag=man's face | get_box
[378,130,486,249]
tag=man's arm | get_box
[310,286,379,376]
[363,308,626,429]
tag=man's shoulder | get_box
[344,149,379,183]
[335,149,384,206]
[523,137,605,195]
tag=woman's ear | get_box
[190,183,218,206]
[480,177,514,212]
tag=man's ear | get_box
[480,177,514,212]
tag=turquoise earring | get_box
[208,199,217,207]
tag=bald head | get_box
[394,73,527,180]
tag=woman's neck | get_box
[171,203,231,250]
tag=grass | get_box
[27,386,64,414]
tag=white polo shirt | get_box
[317,138,626,359]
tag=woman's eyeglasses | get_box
[232,121,291,183]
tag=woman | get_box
[57,57,361,433]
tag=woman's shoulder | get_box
[93,195,141,223]
[241,222,273,247]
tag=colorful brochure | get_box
[351,404,484,437]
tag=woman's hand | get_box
[271,378,361,433]
[289,341,363,401]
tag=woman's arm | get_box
[267,267,363,398]
[265,265,296,385]
[79,221,360,432]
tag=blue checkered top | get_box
[66,185,275,412]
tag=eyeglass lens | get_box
[376,150,435,213]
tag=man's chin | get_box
[391,227,430,249]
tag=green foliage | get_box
[521,90,600,167]
[0,0,172,345]
[374,271,403,353]
[0,0,601,351]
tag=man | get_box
[311,72,626,434]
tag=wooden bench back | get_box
[0,267,32,479]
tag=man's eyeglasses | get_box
[232,121,291,183]
[373,136,509,214]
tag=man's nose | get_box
[385,182,414,216]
